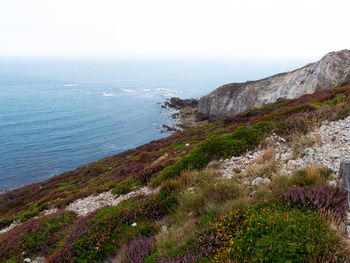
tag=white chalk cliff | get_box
[197,49,350,121]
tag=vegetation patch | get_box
[111,177,143,196]
[164,200,346,263]
[151,122,274,187]
[1,85,350,262]
[48,194,168,262]
[0,211,77,262]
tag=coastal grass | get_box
[147,168,348,263]
[0,211,77,262]
[47,193,170,263]
[1,85,350,262]
[151,121,275,187]
[1,86,349,226]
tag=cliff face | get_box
[197,49,350,121]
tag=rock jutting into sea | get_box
[167,49,350,129]
[162,97,206,130]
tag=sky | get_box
[0,0,349,59]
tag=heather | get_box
[1,84,350,261]
[120,237,155,263]
[146,168,349,263]
[281,185,347,218]
[47,194,167,262]
[1,85,350,226]
[151,121,274,187]
[0,211,77,262]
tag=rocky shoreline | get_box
[162,97,206,130]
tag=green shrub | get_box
[151,122,274,187]
[311,95,345,107]
[50,194,166,263]
[177,178,241,218]
[18,208,40,222]
[0,211,77,261]
[112,177,143,195]
[192,200,345,263]
[156,180,182,212]
[153,172,243,260]
[23,212,77,253]
[102,180,118,190]
[290,166,330,187]
[144,252,159,263]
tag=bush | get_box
[151,122,274,187]
[0,211,77,261]
[289,166,331,187]
[281,185,347,218]
[156,180,182,212]
[49,194,167,263]
[112,177,143,196]
[120,237,155,263]
[154,172,243,261]
[170,200,345,262]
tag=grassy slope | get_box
[1,83,350,262]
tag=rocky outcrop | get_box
[197,49,350,121]
[164,97,198,110]
[163,97,206,130]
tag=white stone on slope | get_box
[66,187,157,217]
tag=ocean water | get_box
[0,58,308,191]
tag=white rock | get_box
[281,152,292,161]
[24,258,31,263]
[32,257,45,263]
[252,177,263,186]
[0,221,20,235]
[279,137,287,143]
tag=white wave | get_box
[64,84,79,87]
[156,88,168,92]
[122,88,137,93]
[102,92,117,97]
[142,89,151,92]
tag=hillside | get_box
[197,49,350,121]
[1,82,350,262]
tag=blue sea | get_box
[0,58,309,191]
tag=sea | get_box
[0,58,309,191]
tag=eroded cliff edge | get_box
[197,49,350,121]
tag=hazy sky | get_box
[0,0,349,59]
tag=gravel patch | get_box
[220,116,350,180]
[66,187,157,217]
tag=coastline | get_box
[2,83,350,262]
[162,97,207,131]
